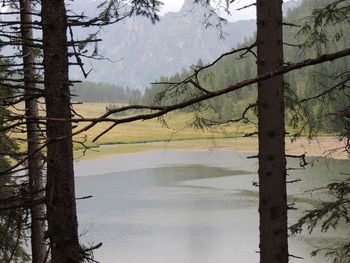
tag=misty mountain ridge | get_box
[71,0,303,91]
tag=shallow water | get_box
[75,149,349,263]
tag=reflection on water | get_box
[75,150,349,263]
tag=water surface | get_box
[75,150,349,263]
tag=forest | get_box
[76,0,349,135]
[72,81,142,103]
[0,0,349,263]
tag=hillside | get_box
[69,0,303,91]
[136,0,349,136]
[70,0,257,90]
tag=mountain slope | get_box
[71,0,303,90]
[71,0,256,90]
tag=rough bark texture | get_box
[256,0,288,263]
[19,0,47,262]
[41,0,81,262]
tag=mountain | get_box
[283,0,303,12]
[70,0,255,90]
[70,0,303,91]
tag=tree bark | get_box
[256,0,288,262]
[41,0,81,262]
[19,0,47,262]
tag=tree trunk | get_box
[256,0,288,263]
[19,0,47,262]
[41,0,81,262]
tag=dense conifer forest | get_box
[138,0,350,136]
[72,81,142,103]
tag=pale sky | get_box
[160,0,257,22]
[160,0,294,22]
[0,0,255,21]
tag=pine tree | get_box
[19,0,47,261]
[256,1,288,262]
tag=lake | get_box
[75,149,349,263]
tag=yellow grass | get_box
[74,138,256,160]
[72,102,255,147]
[11,102,349,160]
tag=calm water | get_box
[75,149,349,263]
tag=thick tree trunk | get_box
[41,0,81,262]
[256,0,288,263]
[19,0,47,262]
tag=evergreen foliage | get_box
[290,178,350,263]
[136,0,349,138]
[0,86,29,263]
[289,1,349,262]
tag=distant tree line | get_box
[72,81,142,104]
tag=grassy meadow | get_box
[72,102,257,160]
[72,103,348,161]
[11,102,348,160]
[72,103,254,145]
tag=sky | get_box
[160,0,295,22]
[160,0,257,22]
[0,0,292,22]
[0,0,254,22]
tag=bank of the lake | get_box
[75,137,348,161]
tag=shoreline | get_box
[74,137,349,161]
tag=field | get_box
[72,103,348,160]
[72,102,254,146]
[11,102,348,160]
